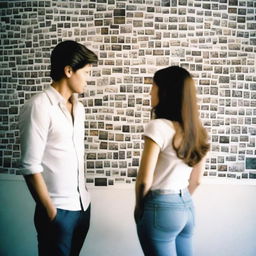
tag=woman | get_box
[135,66,210,256]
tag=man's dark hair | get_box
[50,40,98,81]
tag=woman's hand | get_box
[135,137,160,223]
[188,155,207,195]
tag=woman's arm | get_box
[134,137,160,222]
[188,155,207,195]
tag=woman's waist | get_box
[151,187,187,195]
[151,176,190,191]
[143,188,193,208]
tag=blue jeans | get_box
[34,204,90,256]
[136,189,195,256]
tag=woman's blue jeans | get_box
[136,189,195,256]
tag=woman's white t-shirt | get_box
[144,118,193,191]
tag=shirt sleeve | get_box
[144,119,166,150]
[19,98,50,175]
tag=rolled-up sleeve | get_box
[19,99,50,175]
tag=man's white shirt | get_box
[19,86,90,211]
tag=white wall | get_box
[0,175,256,256]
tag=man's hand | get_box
[24,173,57,222]
[47,207,57,221]
[134,206,143,224]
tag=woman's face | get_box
[150,82,159,107]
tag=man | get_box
[19,40,98,256]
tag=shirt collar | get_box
[45,86,78,106]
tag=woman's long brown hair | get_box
[175,77,209,166]
[153,66,210,167]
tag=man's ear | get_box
[64,65,73,78]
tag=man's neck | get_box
[51,80,72,102]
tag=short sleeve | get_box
[144,119,175,150]
[143,119,167,149]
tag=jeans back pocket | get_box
[154,205,187,233]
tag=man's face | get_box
[67,64,92,94]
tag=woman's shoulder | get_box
[145,119,176,139]
[146,118,174,130]
[144,119,176,149]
